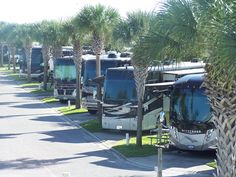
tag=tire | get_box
[88,110,97,115]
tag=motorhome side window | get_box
[146,70,161,84]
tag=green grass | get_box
[0,67,9,72]
[6,72,26,81]
[206,161,216,168]
[113,134,170,157]
[42,97,59,103]
[80,119,102,132]
[20,82,40,88]
[58,105,88,115]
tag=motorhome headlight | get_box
[54,89,58,96]
[72,89,76,97]
[206,129,214,142]
[93,90,97,99]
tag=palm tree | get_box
[0,23,24,73]
[0,23,15,70]
[50,20,69,59]
[0,43,4,67]
[46,20,70,90]
[113,11,152,50]
[132,43,153,146]
[7,25,23,73]
[63,18,85,109]
[141,0,236,176]
[0,22,7,67]
[34,20,61,90]
[114,11,153,146]
[17,24,35,82]
[77,4,120,123]
[195,1,236,176]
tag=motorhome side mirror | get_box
[159,111,165,123]
[168,85,173,94]
[87,79,94,84]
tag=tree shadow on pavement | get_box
[0,113,53,119]
[74,150,152,172]
[0,156,80,170]
[11,102,49,109]
[0,101,19,106]
[39,128,95,144]
[0,133,21,139]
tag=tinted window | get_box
[31,48,43,65]
[108,53,117,58]
[171,88,211,122]
[104,69,137,104]
[83,60,119,85]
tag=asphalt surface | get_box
[0,72,215,177]
[0,73,156,177]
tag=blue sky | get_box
[0,0,163,24]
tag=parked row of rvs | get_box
[18,46,215,151]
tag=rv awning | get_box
[162,68,205,76]
[145,82,175,87]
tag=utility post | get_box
[157,111,165,177]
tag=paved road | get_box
[0,73,155,177]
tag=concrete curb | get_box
[55,110,154,171]
[8,74,154,171]
[40,100,154,170]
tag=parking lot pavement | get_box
[128,150,215,176]
[49,106,216,177]
[19,80,216,177]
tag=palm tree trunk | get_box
[133,65,149,147]
[52,45,62,59]
[0,44,4,67]
[93,34,103,77]
[42,45,50,90]
[9,45,16,73]
[93,34,104,124]
[204,77,236,177]
[8,48,11,70]
[136,98,143,146]
[24,42,32,83]
[73,41,83,109]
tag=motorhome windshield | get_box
[83,60,119,85]
[31,48,43,65]
[54,59,76,82]
[171,88,211,123]
[104,69,137,104]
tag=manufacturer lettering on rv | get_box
[180,129,202,134]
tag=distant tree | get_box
[63,18,86,109]
[77,4,120,123]
[50,21,69,59]
[113,11,151,49]
[117,11,153,147]
[17,24,35,82]
[34,21,56,90]
[0,22,7,67]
